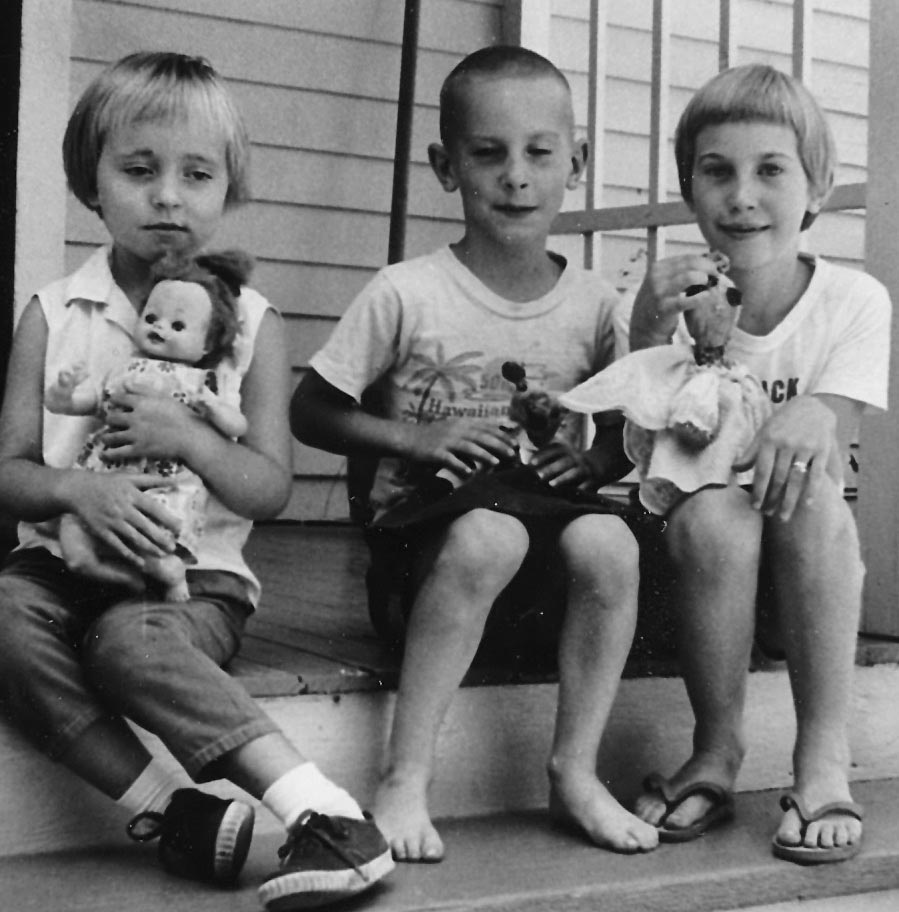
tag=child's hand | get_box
[630,252,729,349]
[67,470,180,567]
[57,362,89,390]
[530,442,595,490]
[408,418,518,478]
[45,362,91,413]
[733,395,842,522]
[101,391,194,462]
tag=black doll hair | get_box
[148,249,253,369]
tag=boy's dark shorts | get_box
[363,466,666,668]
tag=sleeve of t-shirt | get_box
[308,270,403,403]
[813,273,891,413]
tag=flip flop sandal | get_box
[642,772,735,843]
[771,792,864,865]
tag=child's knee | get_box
[772,481,861,566]
[559,514,638,578]
[438,509,529,581]
[84,607,171,687]
[667,487,761,566]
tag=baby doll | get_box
[560,253,771,515]
[45,250,252,599]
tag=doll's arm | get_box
[45,363,100,415]
[196,386,249,439]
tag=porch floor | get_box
[4,778,899,912]
[235,522,898,699]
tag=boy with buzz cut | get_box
[291,45,659,862]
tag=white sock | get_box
[262,763,364,828]
[116,763,189,818]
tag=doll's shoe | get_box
[771,792,864,865]
[258,812,394,911]
[127,787,255,885]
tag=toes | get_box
[633,794,666,826]
[629,820,660,852]
[777,807,803,847]
[421,830,445,862]
[664,794,711,830]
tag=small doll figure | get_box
[45,250,252,599]
[559,253,771,515]
[500,360,568,462]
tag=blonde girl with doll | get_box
[0,52,392,911]
[627,64,889,865]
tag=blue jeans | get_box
[0,548,277,779]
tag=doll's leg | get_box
[767,480,864,852]
[372,509,530,861]
[634,486,762,832]
[143,552,190,601]
[548,513,659,852]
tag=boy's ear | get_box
[566,140,589,191]
[428,143,459,193]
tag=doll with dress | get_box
[45,250,252,599]
[559,252,772,515]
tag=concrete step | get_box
[718,889,899,912]
[2,660,899,858]
[3,779,899,912]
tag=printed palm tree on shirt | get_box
[406,342,483,422]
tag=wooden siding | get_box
[61,0,872,521]
[549,0,870,287]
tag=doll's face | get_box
[136,279,212,364]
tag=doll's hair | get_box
[64,51,250,213]
[148,249,252,368]
[674,64,836,230]
[438,45,573,149]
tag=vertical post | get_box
[583,0,607,270]
[718,0,737,71]
[647,0,670,265]
[503,0,552,55]
[857,0,899,636]
[792,0,812,82]
[387,0,421,265]
[15,0,72,318]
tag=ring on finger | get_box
[791,460,810,473]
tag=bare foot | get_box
[549,766,659,853]
[372,768,444,862]
[634,750,740,832]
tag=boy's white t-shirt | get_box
[19,245,271,605]
[673,254,891,414]
[310,246,621,519]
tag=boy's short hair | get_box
[64,52,250,212]
[675,64,836,223]
[439,45,572,148]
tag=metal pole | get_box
[387,0,421,265]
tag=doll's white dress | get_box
[560,344,771,515]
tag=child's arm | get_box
[44,363,99,415]
[100,309,292,519]
[291,370,518,477]
[0,299,180,579]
